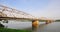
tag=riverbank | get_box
[0,27,32,32]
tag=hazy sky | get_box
[0,0,60,20]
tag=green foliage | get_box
[55,20,60,22]
[0,27,32,32]
[39,20,46,22]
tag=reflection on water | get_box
[32,22,60,32]
[32,24,46,32]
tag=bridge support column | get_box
[32,19,39,28]
[46,20,52,24]
[49,20,52,23]
[46,20,50,24]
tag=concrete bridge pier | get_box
[32,19,39,29]
[46,20,50,24]
[46,20,52,24]
[49,20,52,23]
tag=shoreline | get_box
[0,27,32,32]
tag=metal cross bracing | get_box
[0,5,37,20]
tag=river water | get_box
[32,22,60,32]
[0,20,45,29]
[1,20,60,32]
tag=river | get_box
[1,20,60,32]
[0,20,45,29]
[33,22,60,32]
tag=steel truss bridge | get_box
[0,4,54,23]
[0,5,38,20]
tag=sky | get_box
[0,0,60,20]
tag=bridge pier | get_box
[32,19,39,29]
[49,20,52,23]
[46,20,49,24]
[46,20,52,24]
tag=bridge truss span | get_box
[0,5,37,20]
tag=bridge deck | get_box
[0,17,35,20]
